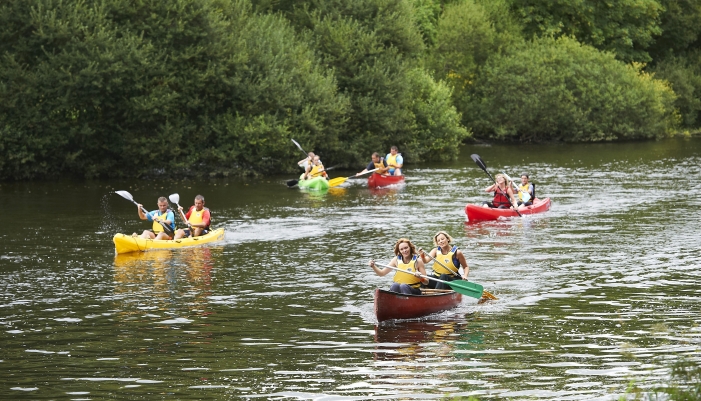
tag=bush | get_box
[650,55,701,129]
[466,36,678,141]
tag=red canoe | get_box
[374,288,462,322]
[465,197,552,221]
[368,173,405,188]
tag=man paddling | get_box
[356,152,389,177]
[173,195,211,239]
[134,197,175,240]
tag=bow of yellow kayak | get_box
[113,228,225,254]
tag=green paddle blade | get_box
[445,280,484,299]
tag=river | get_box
[0,138,700,400]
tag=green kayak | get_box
[298,176,330,190]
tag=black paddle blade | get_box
[471,154,488,172]
[287,179,299,187]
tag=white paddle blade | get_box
[168,193,180,204]
[521,191,531,203]
[115,190,134,202]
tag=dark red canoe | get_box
[368,173,405,188]
[374,288,462,322]
[465,197,552,221]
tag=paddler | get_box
[302,155,327,180]
[133,197,175,240]
[173,195,211,239]
[385,146,403,176]
[356,152,389,177]
[482,173,518,209]
[517,173,534,206]
[297,151,315,170]
[369,238,428,295]
[418,231,469,290]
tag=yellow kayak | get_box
[112,228,225,254]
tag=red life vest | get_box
[493,187,511,208]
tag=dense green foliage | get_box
[466,37,678,141]
[0,0,698,180]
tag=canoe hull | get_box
[113,228,225,254]
[298,176,330,190]
[374,288,462,322]
[367,174,404,188]
[465,197,551,221]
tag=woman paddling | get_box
[482,173,518,209]
[419,231,469,290]
[369,238,428,295]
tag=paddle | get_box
[328,168,379,188]
[115,190,174,236]
[375,263,484,299]
[286,165,340,188]
[168,193,191,229]
[471,154,522,217]
[291,138,308,156]
[502,172,531,203]
[420,250,497,300]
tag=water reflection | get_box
[113,247,219,318]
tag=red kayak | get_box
[368,173,405,188]
[374,288,462,322]
[465,197,552,221]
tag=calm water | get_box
[1,138,700,400]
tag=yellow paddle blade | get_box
[328,176,349,187]
[481,290,498,300]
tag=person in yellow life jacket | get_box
[369,238,428,295]
[134,197,175,240]
[385,146,403,176]
[356,152,389,176]
[418,231,469,290]
[303,155,327,180]
[173,195,211,239]
[517,173,535,206]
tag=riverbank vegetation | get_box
[1,0,700,179]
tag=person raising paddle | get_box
[173,195,211,239]
[369,238,428,295]
[356,152,389,177]
[385,146,403,176]
[134,197,175,240]
[297,152,315,170]
[418,231,469,290]
[482,173,518,209]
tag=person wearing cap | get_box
[518,173,535,206]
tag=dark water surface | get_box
[1,138,700,400]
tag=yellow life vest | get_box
[393,255,421,288]
[188,207,209,228]
[373,159,386,171]
[519,183,531,201]
[386,153,400,168]
[432,245,460,276]
[309,163,326,178]
[151,210,171,233]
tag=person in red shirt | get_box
[173,195,211,239]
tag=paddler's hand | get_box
[368,259,376,268]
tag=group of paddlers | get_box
[368,232,467,295]
[296,146,404,181]
[132,195,211,241]
[482,173,534,209]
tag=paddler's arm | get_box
[137,205,149,221]
[415,258,429,285]
[369,258,392,276]
[456,250,469,280]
